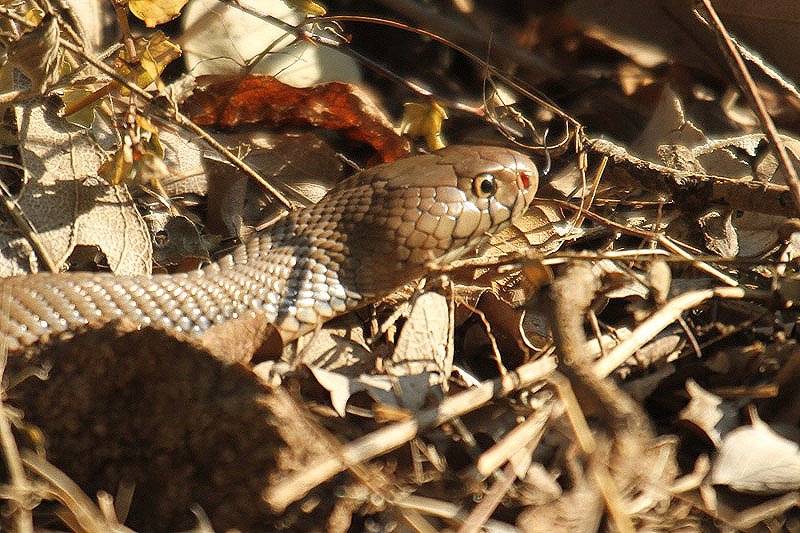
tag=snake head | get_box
[385,144,539,269]
[336,145,539,294]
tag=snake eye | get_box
[473,173,497,198]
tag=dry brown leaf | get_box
[0,101,152,276]
[201,311,282,363]
[183,75,411,161]
[203,132,343,238]
[1,11,60,93]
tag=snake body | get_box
[1,145,538,352]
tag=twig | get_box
[541,263,640,533]
[391,494,518,531]
[696,0,800,216]
[0,176,58,273]
[456,461,519,533]
[593,286,776,378]
[658,235,737,287]
[21,450,135,532]
[0,341,33,533]
[475,402,551,477]
[263,355,557,512]
[588,138,798,217]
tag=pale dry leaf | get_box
[755,135,800,186]
[129,0,190,27]
[711,413,800,494]
[595,259,649,299]
[309,367,438,415]
[692,134,761,180]
[0,101,152,276]
[733,211,786,257]
[688,134,800,256]
[308,366,363,417]
[630,86,705,162]
[181,0,360,85]
[288,317,372,372]
[390,292,452,382]
[679,379,725,447]
[203,132,342,237]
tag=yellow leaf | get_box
[24,7,45,26]
[129,0,190,27]
[59,89,98,129]
[282,0,327,16]
[98,144,134,185]
[115,31,181,93]
[401,102,447,151]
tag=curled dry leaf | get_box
[183,75,411,161]
[310,367,440,416]
[1,11,60,93]
[129,0,190,28]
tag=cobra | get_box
[0,145,538,351]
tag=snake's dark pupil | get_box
[480,179,494,194]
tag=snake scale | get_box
[0,145,538,352]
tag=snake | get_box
[0,145,538,352]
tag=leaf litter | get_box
[5,1,800,532]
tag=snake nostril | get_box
[520,170,533,189]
